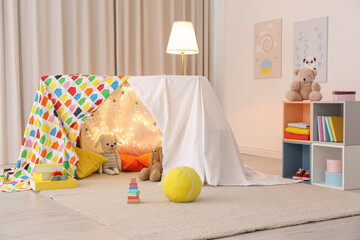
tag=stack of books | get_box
[317,116,343,142]
[30,163,77,191]
[127,177,140,204]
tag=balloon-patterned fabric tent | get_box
[0,74,125,191]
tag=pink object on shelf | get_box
[333,91,356,101]
[326,159,342,173]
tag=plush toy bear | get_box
[286,68,322,101]
[96,134,122,175]
[139,146,163,182]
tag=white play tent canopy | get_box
[128,76,290,185]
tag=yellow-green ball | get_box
[162,166,202,203]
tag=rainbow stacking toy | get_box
[127,177,140,204]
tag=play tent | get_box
[0,75,292,192]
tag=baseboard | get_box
[239,146,281,159]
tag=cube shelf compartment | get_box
[282,141,311,183]
[283,101,312,143]
[312,144,360,190]
[312,101,360,145]
[312,145,342,189]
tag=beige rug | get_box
[40,172,360,240]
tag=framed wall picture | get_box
[254,18,282,79]
[294,16,328,83]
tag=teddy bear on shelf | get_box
[139,146,163,182]
[96,134,122,175]
[285,68,322,101]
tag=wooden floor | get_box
[1,155,360,240]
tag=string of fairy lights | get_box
[81,82,162,155]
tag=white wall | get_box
[212,0,360,159]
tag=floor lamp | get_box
[166,21,199,75]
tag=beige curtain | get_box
[116,0,211,77]
[0,0,211,165]
[0,0,23,166]
[0,0,116,165]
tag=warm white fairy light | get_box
[80,82,162,155]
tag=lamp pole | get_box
[181,51,184,75]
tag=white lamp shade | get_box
[166,21,199,55]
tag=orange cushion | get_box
[119,153,145,172]
[135,153,152,168]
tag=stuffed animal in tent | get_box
[96,134,122,175]
[139,146,163,182]
[285,68,322,101]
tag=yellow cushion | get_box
[75,148,108,179]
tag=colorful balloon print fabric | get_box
[0,74,128,192]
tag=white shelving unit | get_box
[311,101,360,190]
